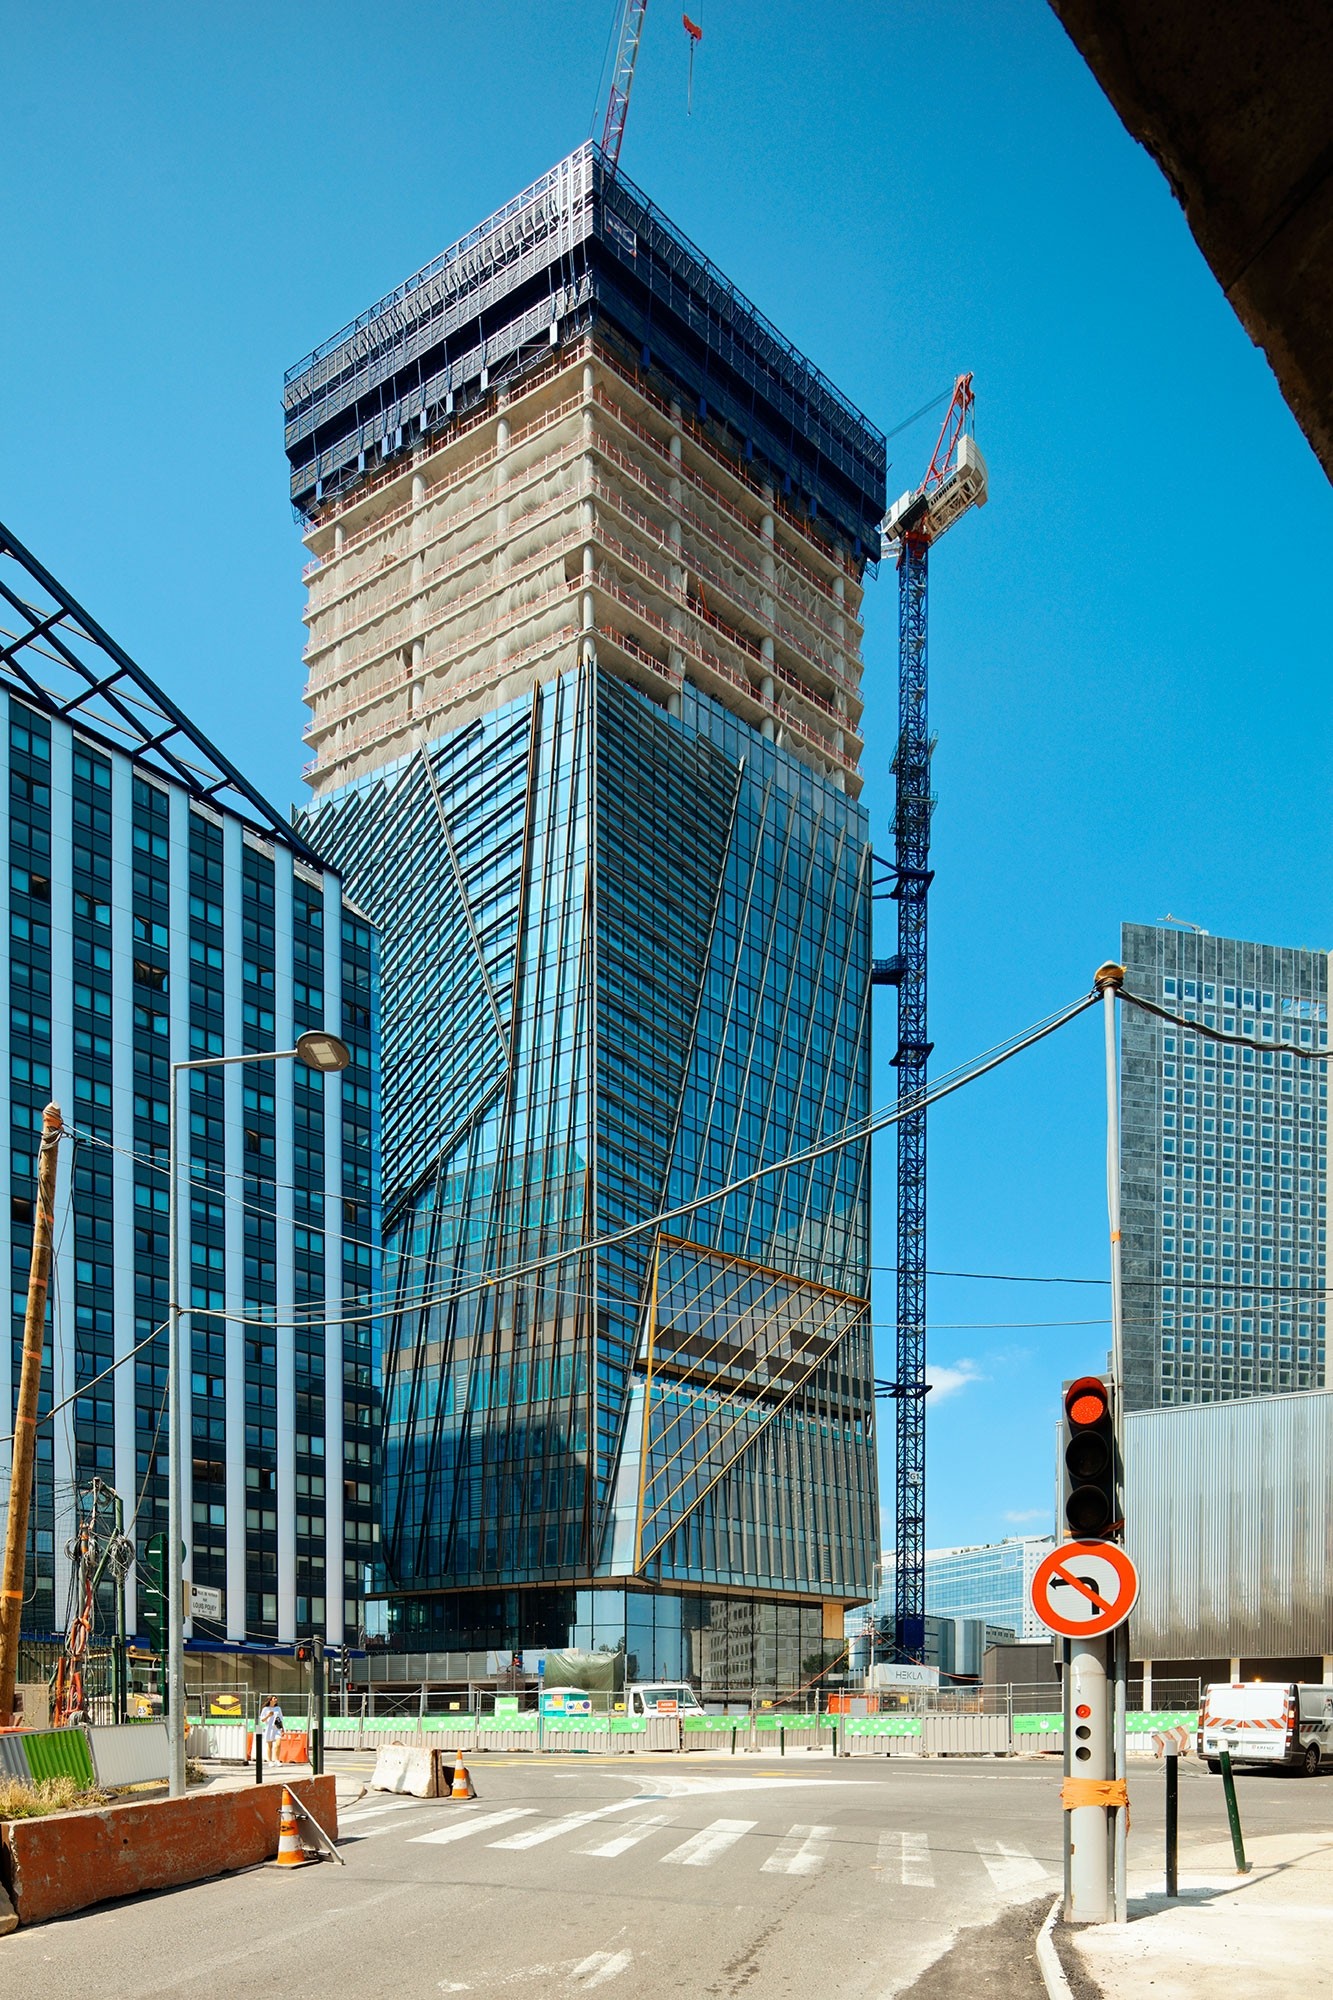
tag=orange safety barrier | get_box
[244,1731,309,1763]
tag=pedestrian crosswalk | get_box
[340,1797,1053,1892]
[660,1818,755,1868]
[876,1829,934,1888]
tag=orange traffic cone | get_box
[451,1748,477,1800]
[272,1786,317,1867]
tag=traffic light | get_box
[336,1643,350,1680]
[1061,1374,1119,1540]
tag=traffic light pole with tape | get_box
[1058,1376,1124,1924]
[1052,961,1133,1925]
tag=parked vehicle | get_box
[626,1681,705,1717]
[1198,1681,1333,1775]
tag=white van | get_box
[1198,1681,1333,1776]
[626,1681,705,1717]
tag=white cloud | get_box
[1004,1508,1049,1525]
[925,1357,985,1400]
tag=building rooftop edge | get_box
[284,141,885,455]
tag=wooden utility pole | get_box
[0,1101,63,1725]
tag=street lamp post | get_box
[167,1029,350,1798]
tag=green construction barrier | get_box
[422,1714,477,1728]
[754,1713,826,1731]
[608,1717,648,1734]
[1127,1711,1199,1732]
[845,1715,922,1737]
[1012,1714,1063,1734]
[683,1715,742,1732]
[478,1714,539,1731]
[22,1727,97,1786]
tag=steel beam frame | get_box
[0,518,319,862]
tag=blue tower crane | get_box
[875,376,988,1659]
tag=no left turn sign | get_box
[1030,1540,1139,1639]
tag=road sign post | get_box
[1031,1538,1138,1925]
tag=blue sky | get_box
[3,2,1330,1553]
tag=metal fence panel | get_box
[1127,1393,1333,1658]
[0,1734,32,1780]
[87,1723,171,1788]
[20,1728,96,1786]
[920,1714,1010,1756]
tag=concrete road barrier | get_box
[370,1744,441,1795]
[0,1774,338,1926]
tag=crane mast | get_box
[881,375,987,1660]
[601,0,651,171]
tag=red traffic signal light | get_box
[1062,1374,1119,1539]
[1065,1378,1109,1428]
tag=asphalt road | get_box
[7,1754,1331,1999]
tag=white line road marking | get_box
[976,1838,1047,1892]
[660,1817,756,1867]
[579,1812,676,1857]
[573,1950,633,1988]
[454,1943,633,1990]
[760,1823,834,1876]
[410,1807,537,1846]
[638,1774,877,1797]
[490,1802,638,1850]
[875,1830,934,1887]
[340,1799,427,1825]
[351,1813,459,1841]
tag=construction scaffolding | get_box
[299,338,872,799]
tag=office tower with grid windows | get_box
[285,146,885,1681]
[0,525,380,1648]
[1120,921,1328,1411]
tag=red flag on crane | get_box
[683,14,703,39]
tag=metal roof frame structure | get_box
[283,143,886,556]
[0,517,321,864]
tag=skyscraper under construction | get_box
[285,145,886,1685]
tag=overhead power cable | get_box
[1118,987,1332,1057]
[17,988,1103,1432]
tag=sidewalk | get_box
[1060,1827,1333,2000]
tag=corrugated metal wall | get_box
[1126,1391,1333,1658]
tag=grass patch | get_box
[0,1775,109,1819]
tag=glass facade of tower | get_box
[2,693,381,1645]
[287,148,885,1678]
[301,666,876,1663]
[1120,922,1328,1412]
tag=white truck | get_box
[625,1681,705,1717]
[1198,1681,1333,1776]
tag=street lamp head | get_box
[295,1029,351,1073]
